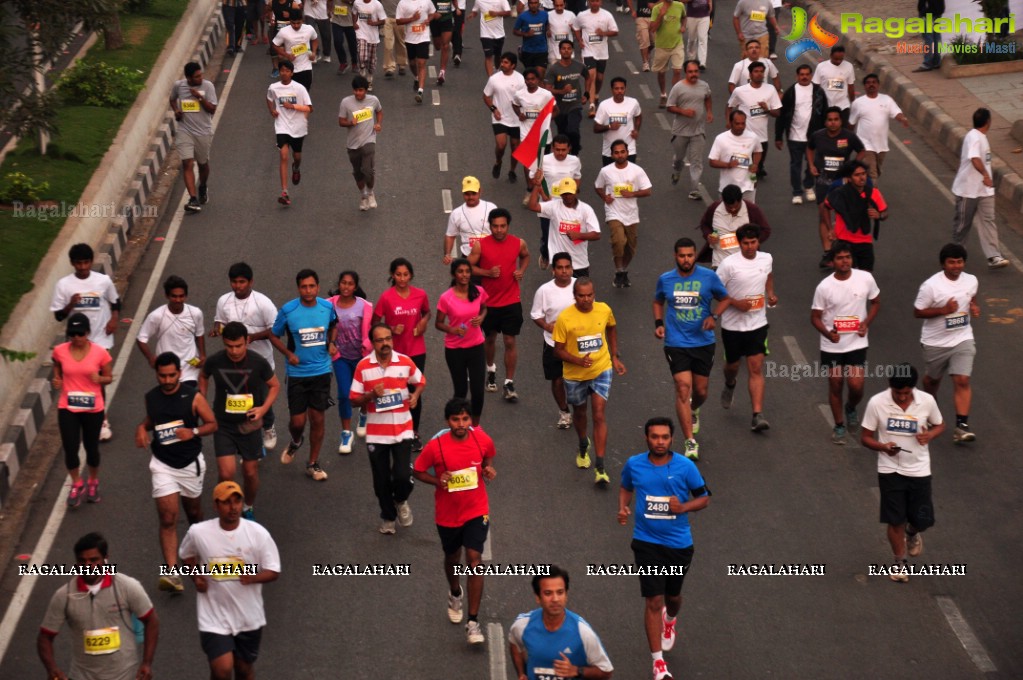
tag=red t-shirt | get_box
[53,342,112,413]
[350,352,424,444]
[413,428,496,527]
[827,186,887,244]
[373,286,431,357]
[477,234,523,307]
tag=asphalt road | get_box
[1,3,1022,678]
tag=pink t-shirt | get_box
[53,342,112,412]
[437,287,489,349]
[374,286,431,357]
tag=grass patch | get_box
[0,0,188,329]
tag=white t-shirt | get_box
[594,161,651,225]
[709,200,748,267]
[789,82,813,142]
[530,277,577,345]
[50,271,119,349]
[708,129,760,193]
[267,80,312,137]
[484,70,526,126]
[138,304,206,382]
[915,271,978,347]
[446,200,498,255]
[862,388,943,477]
[474,0,511,39]
[594,96,641,156]
[305,0,329,19]
[728,58,779,88]
[951,128,994,199]
[513,86,555,144]
[529,153,583,197]
[538,199,601,269]
[355,0,388,43]
[548,10,576,54]
[811,269,880,353]
[573,8,618,60]
[273,24,318,71]
[726,83,781,143]
[812,59,855,109]
[716,251,771,331]
[179,519,282,635]
[214,290,279,369]
[849,94,902,153]
[397,0,436,43]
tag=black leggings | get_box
[58,409,104,471]
[444,344,486,419]
[332,23,357,65]
[453,10,464,57]
[409,354,426,433]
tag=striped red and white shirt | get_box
[350,351,425,444]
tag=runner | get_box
[484,52,526,183]
[848,73,909,181]
[328,270,373,454]
[431,0,456,85]
[708,110,760,200]
[270,268,337,480]
[396,0,438,102]
[573,0,618,108]
[528,175,601,276]
[137,352,216,592]
[272,17,319,91]
[266,60,313,206]
[412,397,497,645]
[633,0,654,72]
[951,107,1010,269]
[527,134,582,268]
[338,74,383,210]
[726,39,780,93]
[725,61,780,181]
[331,0,359,72]
[354,0,388,87]
[553,277,625,485]
[593,139,652,287]
[179,481,281,680]
[136,275,206,385]
[266,0,304,78]
[170,62,218,213]
[512,69,557,187]
[350,323,426,533]
[806,107,864,265]
[545,39,593,155]
[548,0,578,66]
[732,0,779,57]
[775,63,827,205]
[812,45,856,122]
[381,0,410,77]
[652,237,729,460]
[445,176,498,263]
[38,533,158,680]
[436,259,490,425]
[468,0,512,76]
[666,59,712,201]
[593,76,641,166]
[683,0,710,67]
[695,183,771,268]
[649,0,686,106]
[530,252,576,429]
[618,416,711,680]
[514,0,550,78]
[824,160,888,271]
[306,0,333,64]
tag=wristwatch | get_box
[192,427,200,436]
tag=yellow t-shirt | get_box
[552,302,616,381]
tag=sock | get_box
[504,378,513,385]
[664,610,677,623]
[906,526,918,537]
[451,586,462,597]
[956,414,969,428]
[595,458,605,471]
[651,651,664,663]
[487,364,497,372]
[579,439,589,454]
[752,412,761,418]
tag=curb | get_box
[792,0,1023,215]
[0,10,224,510]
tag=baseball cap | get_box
[555,177,577,195]
[462,176,481,193]
[213,480,243,501]
[66,313,91,336]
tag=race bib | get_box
[468,234,486,249]
[533,669,565,680]
[524,108,540,120]
[84,626,121,655]
[291,43,309,55]
[827,78,844,91]
[374,390,403,412]
[74,293,101,309]
[749,105,766,117]
[824,155,843,172]
[588,33,603,43]
[299,326,326,347]
[749,9,766,21]
[672,291,699,309]
[180,99,201,112]
[554,32,568,41]
[436,1,452,10]
[334,4,348,13]
[608,113,628,125]
[885,415,918,435]
[67,391,97,411]
[576,334,603,353]
[718,232,739,250]
[945,312,969,330]
[226,393,254,415]
[278,93,298,105]
[835,138,849,148]
[412,22,426,31]
[746,294,765,311]
[353,107,374,124]
[529,22,544,34]
[208,557,245,581]
[731,153,751,168]
[558,220,583,244]
[484,11,497,20]
[834,316,860,333]
[447,466,479,492]
[612,183,633,197]
[358,11,372,20]
[155,420,185,445]
[644,494,675,519]
[562,89,578,102]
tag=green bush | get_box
[57,61,145,107]
[949,34,1023,65]
[0,172,50,204]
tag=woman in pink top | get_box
[435,258,489,425]
[373,257,431,450]
[51,314,114,507]
[328,270,374,454]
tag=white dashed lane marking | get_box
[435,118,445,136]
[935,596,997,672]
[442,189,453,213]
[438,152,448,171]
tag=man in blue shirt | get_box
[513,0,551,78]
[508,565,614,680]
[618,416,710,680]
[652,237,729,460]
[270,269,338,481]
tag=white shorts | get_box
[150,454,206,499]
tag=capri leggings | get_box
[444,344,485,420]
[58,409,104,470]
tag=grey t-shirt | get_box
[172,79,218,136]
[545,60,589,113]
[338,94,382,148]
[381,0,400,16]
[733,0,772,38]
[667,78,710,136]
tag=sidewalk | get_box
[794,0,1023,215]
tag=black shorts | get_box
[820,348,867,368]
[406,41,430,60]
[491,123,521,140]
[664,344,715,377]
[200,628,263,664]
[848,241,875,272]
[631,538,694,598]
[583,56,607,74]
[878,473,934,530]
[481,37,505,57]
[481,303,524,336]
[430,17,454,34]
[437,515,490,555]
[721,325,769,364]
[213,424,265,461]
[286,373,332,413]
[275,133,305,152]
[292,69,312,91]
[520,50,548,69]
[542,342,563,381]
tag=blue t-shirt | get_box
[515,10,549,53]
[654,266,727,348]
[620,451,708,549]
[508,609,613,680]
[272,297,337,377]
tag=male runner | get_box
[530,252,576,429]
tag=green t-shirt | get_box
[651,1,686,50]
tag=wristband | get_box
[654,319,664,328]
[489,105,497,112]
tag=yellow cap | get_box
[212,480,243,501]
[462,176,481,193]
[555,177,577,195]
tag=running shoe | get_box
[396,501,413,527]
[492,163,501,179]
[415,88,423,103]
[613,271,624,288]
[86,480,101,503]
[359,196,369,211]
[278,191,291,206]
[576,439,592,468]
[385,70,395,78]
[99,419,113,441]
[642,61,650,71]
[831,425,847,445]
[158,574,184,593]
[688,191,702,201]
[791,195,803,205]
[720,383,734,409]
[671,170,680,185]
[652,658,673,680]
[907,532,923,557]
[769,52,778,59]
[357,411,368,437]
[588,102,596,118]
[684,438,699,461]
[751,413,770,432]
[988,256,1010,269]
[818,252,832,269]
[292,164,301,185]
[184,197,201,213]
[198,183,209,204]
[271,68,280,78]
[538,254,549,269]
[890,561,909,583]
[306,462,328,481]
[367,193,378,209]
[466,620,485,645]
[952,425,975,444]
[67,481,84,508]
[486,370,498,392]
[844,405,859,433]
[379,520,396,535]
[241,507,256,521]
[262,425,277,449]
[448,588,464,623]
[659,94,667,109]
[339,430,354,454]
[398,66,406,75]
[338,62,349,74]
[594,468,610,486]
[453,54,462,67]
[437,69,446,85]
[503,381,519,402]
[621,272,631,288]
[557,410,572,429]
[691,408,700,435]
[411,434,423,452]
[281,436,303,463]
[661,607,677,651]
[805,187,816,202]
[508,170,517,183]
[322,55,332,63]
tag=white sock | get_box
[504,378,513,385]
[651,651,664,662]
[487,364,497,372]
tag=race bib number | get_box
[67,391,97,411]
[945,312,969,330]
[155,420,185,445]
[226,393,254,415]
[180,99,201,112]
[334,4,348,13]
[588,33,603,43]
[644,495,675,519]
[885,415,918,435]
[672,291,699,309]
[834,316,860,333]
[524,108,540,119]
[208,557,245,581]
[562,89,578,102]
[749,105,766,117]
[612,183,633,197]
[558,220,582,243]
[824,155,843,172]
[731,153,751,168]
[299,326,326,347]
[84,627,121,655]
[718,232,739,250]
[529,22,544,34]
[278,93,298,105]
[827,78,844,91]
[533,669,564,680]
[412,22,426,32]
[74,293,101,309]
[291,43,309,55]
[353,107,374,124]
[447,466,479,492]
[436,1,452,10]
[576,334,603,353]
[749,9,766,21]
[746,294,765,311]
[608,113,628,125]
[374,390,403,412]
[554,32,568,41]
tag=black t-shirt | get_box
[545,60,590,112]
[636,1,655,18]
[145,384,202,468]
[808,129,864,181]
[271,0,301,23]
[202,350,273,424]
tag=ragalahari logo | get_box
[782,7,840,62]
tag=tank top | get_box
[145,383,202,469]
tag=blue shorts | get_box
[564,368,612,405]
